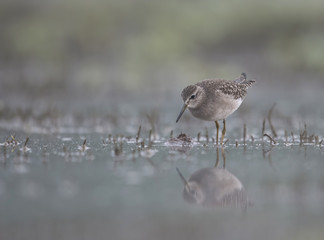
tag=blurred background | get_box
[1,1,324,240]
[1,0,324,113]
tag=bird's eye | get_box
[190,94,196,100]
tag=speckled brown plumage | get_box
[218,79,255,99]
[181,78,255,103]
[197,79,255,100]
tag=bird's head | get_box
[176,168,205,204]
[176,85,204,123]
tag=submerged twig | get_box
[1,146,7,165]
[262,145,274,169]
[267,103,277,138]
[131,149,136,162]
[308,134,314,143]
[146,111,158,139]
[262,118,266,141]
[41,145,49,163]
[24,137,29,148]
[82,139,87,152]
[114,141,123,156]
[243,124,247,151]
[205,127,209,144]
[299,123,308,145]
[136,125,141,143]
[148,129,153,148]
[284,130,288,145]
[63,146,70,161]
[263,134,277,145]
[243,124,246,145]
[300,132,304,146]
[23,137,30,153]
[250,135,254,145]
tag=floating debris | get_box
[167,133,193,153]
[169,133,192,143]
[2,135,19,148]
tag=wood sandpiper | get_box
[176,73,255,145]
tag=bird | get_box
[176,147,250,209]
[176,166,249,209]
[176,73,255,145]
[176,146,252,209]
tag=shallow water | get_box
[1,73,324,240]
[0,119,324,240]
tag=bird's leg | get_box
[215,121,219,145]
[220,119,226,145]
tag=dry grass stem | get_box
[136,125,141,143]
[267,103,277,138]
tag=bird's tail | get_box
[234,72,246,83]
[235,73,256,87]
[241,79,256,87]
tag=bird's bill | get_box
[176,104,188,123]
[176,167,189,186]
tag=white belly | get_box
[189,92,243,121]
[212,95,243,120]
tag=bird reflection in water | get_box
[176,148,250,210]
